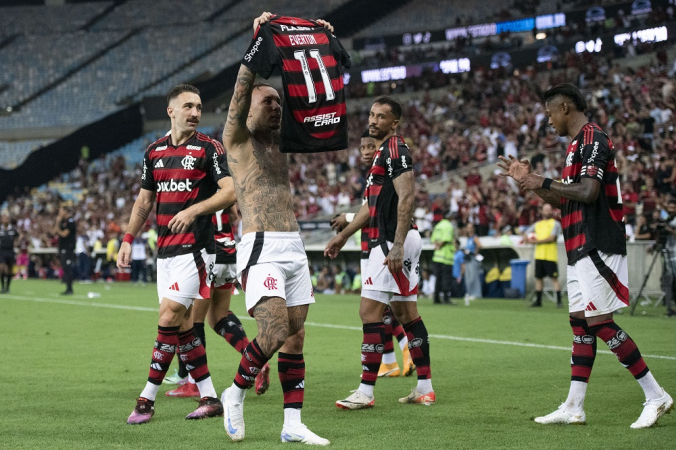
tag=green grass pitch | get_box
[1,279,674,449]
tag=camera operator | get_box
[657,198,676,317]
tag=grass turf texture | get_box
[1,279,674,449]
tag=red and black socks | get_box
[358,322,386,397]
[569,316,596,383]
[140,325,179,401]
[279,353,305,409]
[588,319,663,401]
[214,311,250,354]
[233,338,269,389]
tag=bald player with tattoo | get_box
[219,11,331,446]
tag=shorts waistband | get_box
[241,231,301,243]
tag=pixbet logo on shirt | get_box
[157,179,193,192]
[303,112,341,127]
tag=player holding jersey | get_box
[119,84,236,425]
[499,83,672,428]
[326,96,435,409]
[218,12,332,446]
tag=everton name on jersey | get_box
[242,15,351,153]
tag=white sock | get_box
[358,383,374,398]
[564,381,588,412]
[382,351,397,365]
[399,336,408,352]
[283,408,301,427]
[416,379,433,395]
[637,372,663,401]
[196,376,217,398]
[188,374,195,385]
[140,381,160,402]
[228,383,247,402]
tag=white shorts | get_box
[157,249,214,308]
[361,229,421,304]
[211,262,237,290]
[567,249,629,317]
[237,232,315,316]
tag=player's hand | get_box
[117,242,132,269]
[330,213,348,232]
[315,19,334,33]
[519,174,545,191]
[384,243,404,274]
[253,11,273,32]
[168,208,197,234]
[324,234,347,259]
[497,155,531,182]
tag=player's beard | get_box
[369,127,387,140]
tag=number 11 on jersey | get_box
[294,49,335,103]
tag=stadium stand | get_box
[0,140,53,170]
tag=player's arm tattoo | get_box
[223,65,256,143]
[125,189,155,239]
[136,206,150,221]
[253,297,290,357]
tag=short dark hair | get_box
[361,129,372,138]
[166,84,200,105]
[373,95,402,120]
[252,81,273,90]
[543,84,587,112]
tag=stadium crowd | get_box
[2,49,675,281]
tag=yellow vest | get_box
[534,219,558,262]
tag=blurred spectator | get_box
[463,223,483,301]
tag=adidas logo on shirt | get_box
[154,159,165,168]
[364,277,373,285]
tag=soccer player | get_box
[499,83,672,428]
[119,84,236,425]
[166,205,270,397]
[0,213,18,293]
[522,203,562,307]
[326,95,435,409]
[331,131,414,378]
[218,12,332,445]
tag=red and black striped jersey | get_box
[560,122,625,264]
[242,15,351,153]
[213,208,236,265]
[365,135,416,247]
[141,132,230,259]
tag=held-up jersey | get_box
[242,15,351,153]
[141,132,230,259]
[560,122,625,265]
[365,135,416,248]
[213,208,236,265]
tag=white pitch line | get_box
[5,294,676,361]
